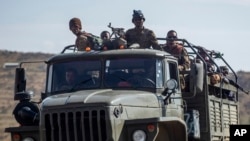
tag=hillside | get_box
[0,50,54,141]
[0,50,250,141]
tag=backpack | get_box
[86,34,102,50]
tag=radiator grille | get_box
[44,109,107,141]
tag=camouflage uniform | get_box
[163,43,190,71]
[75,32,94,51]
[125,27,160,50]
[163,43,190,90]
[125,10,161,50]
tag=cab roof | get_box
[46,48,175,64]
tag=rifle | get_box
[107,22,125,39]
[228,79,249,95]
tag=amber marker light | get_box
[85,47,91,51]
[103,46,108,50]
[119,45,124,49]
[13,133,21,141]
[147,124,155,132]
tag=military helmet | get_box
[132,10,145,21]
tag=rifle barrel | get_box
[229,79,249,95]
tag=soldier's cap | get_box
[132,10,145,21]
[69,17,82,29]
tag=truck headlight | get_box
[132,130,146,141]
[22,137,34,141]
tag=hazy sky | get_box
[0,0,250,71]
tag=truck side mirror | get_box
[162,79,178,96]
[189,61,204,93]
[162,79,178,105]
[14,68,26,94]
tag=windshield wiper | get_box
[69,78,93,92]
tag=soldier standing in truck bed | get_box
[125,10,161,50]
[69,17,94,51]
[162,30,190,90]
[163,30,190,71]
[100,30,114,50]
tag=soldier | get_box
[162,30,190,90]
[69,17,94,51]
[163,30,190,71]
[59,68,78,90]
[100,31,114,50]
[125,10,161,50]
[100,31,111,40]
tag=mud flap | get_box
[156,117,187,141]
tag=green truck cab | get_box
[5,39,239,141]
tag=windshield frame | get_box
[46,56,164,94]
[47,59,102,94]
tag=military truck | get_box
[5,38,240,141]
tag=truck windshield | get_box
[50,60,101,92]
[104,58,163,88]
[49,58,163,93]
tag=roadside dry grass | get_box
[0,50,53,141]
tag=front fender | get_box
[156,117,187,141]
[5,126,39,141]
